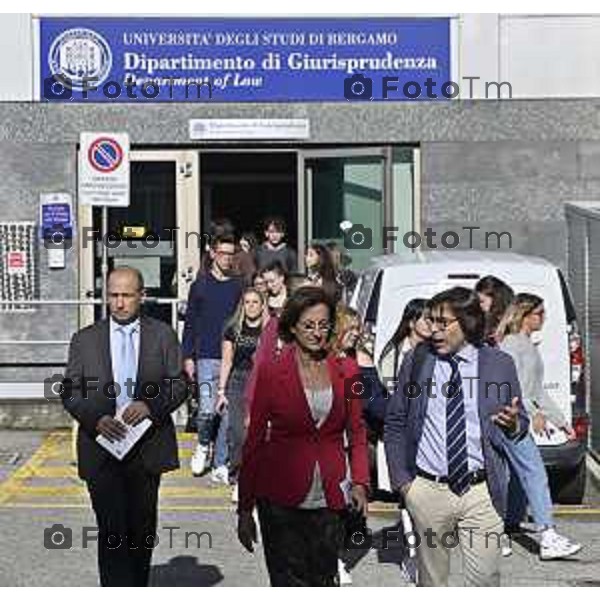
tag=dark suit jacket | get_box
[61,316,187,481]
[384,344,529,516]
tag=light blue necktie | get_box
[116,325,137,409]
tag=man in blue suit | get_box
[384,287,528,586]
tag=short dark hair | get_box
[278,286,336,344]
[211,232,236,249]
[240,231,257,249]
[429,287,485,346]
[259,260,287,280]
[263,216,286,233]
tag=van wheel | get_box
[551,460,586,505]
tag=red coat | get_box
[238,343,369,512]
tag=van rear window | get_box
[557,269,577,323]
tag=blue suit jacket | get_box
[383,344,529,516]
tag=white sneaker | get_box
[210,465,229,485]
[501,536,513,558]
[338,559,352,586]
[231,483,239,503]
[540,529,582,560]
[190,444,208,476]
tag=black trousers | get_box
[257,499,342,587]
[85,460,161,587]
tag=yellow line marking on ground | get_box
[367,505,600,516]
[0,503,236,511]
[0,486,229,498]
[2,503,600,515]
[0,431,207,506]
[28,466,197,478]
[0,433,56,504]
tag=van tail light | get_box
[572,414,589,441]
[569,329,584,392]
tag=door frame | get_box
[78,145,419,327]
[78,149,200,333]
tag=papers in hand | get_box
[530,419,568,445]
[95,408,152,460]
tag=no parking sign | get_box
[79,132,129,206]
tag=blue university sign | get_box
[40,17,450,102]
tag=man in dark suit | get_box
[384,287,528,586]
[62,266,187,586]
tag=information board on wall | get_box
[0,222,37,312]
[39,17,450,102]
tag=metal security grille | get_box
[0,222,37,312]
[565,202,600,455]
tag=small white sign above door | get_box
[189,118,310,140]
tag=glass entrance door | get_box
[79,150,200,334]
[299,147,417,272]
[300,148,386,272]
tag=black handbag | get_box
[185,395,198,433]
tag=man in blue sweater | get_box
[183,233,243,480]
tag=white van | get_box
[351,250,588,504]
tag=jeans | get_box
[195,358,228,469]
[503,432,554,529]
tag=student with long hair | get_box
[232,232,258,283]
[475,276,514,345]
[216,288,269,501]
[331,305,362,359]
[497,293,582,559]
[360,299,432,496]
[376,298,432,392]
[305,242,340,302]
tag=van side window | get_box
[365,271,383,323]
[557,269,577,324]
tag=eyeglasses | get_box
[297,321,332,333]
[215,250,235,257]
[426,316,458,330]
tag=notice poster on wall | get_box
[39,17,450,102]
[0,222,37,312]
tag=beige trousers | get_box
[404,475,504,587]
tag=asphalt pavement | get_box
[0,430,598,586]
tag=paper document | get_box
[530,419,568,445]
[96,408,152,460]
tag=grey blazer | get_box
[61,316,188,481]
[384,344,529,516]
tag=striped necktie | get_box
[446,355,470,496]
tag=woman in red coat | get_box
[237,286,369,586]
